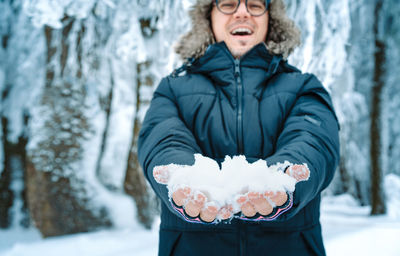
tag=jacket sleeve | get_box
[265,74,340,220]
[138,77,202,218]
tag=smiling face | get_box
[211,1,269,59]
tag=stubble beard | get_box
[229,40,250,59]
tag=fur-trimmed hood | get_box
[175,0,301,61]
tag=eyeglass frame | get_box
[214,0,272,17]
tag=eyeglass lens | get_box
[216,0,268,16]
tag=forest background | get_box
[0,0,399,242]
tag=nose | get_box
[233,1,250,19]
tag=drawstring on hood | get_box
[175,0,301,61]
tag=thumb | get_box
[153,165,172,184]
[286,164,310,183]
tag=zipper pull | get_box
[234,59,240,76]
[234,59,241,83]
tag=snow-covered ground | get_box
[0,227,159,256]
[1,193,399,256]
[322,194,400,255]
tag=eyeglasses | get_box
[214,0,271,17]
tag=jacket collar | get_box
[189,42,283,79]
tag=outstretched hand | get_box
[153,165,233,222]
[235,164,310,218]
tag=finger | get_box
[192,191,207,206]
[236,194,256,217]
[183,191,207,218]
[218,204,234,220]
[153,165,170,184]
[172,187,192,207]
[264,191,288,207]
[235,194,256,217]
[200,203,219,223]
[241,202,257,217]
[286,164,310,182]
[248,192,273,216]
[184,200,202,217]
[236,194,248,206]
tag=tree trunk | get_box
[370,0,386,215]
[0,117,13,228]
[95,59,115,190]
[0,115,30,228]
[339,156,351,193]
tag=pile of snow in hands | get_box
[155,154,303,216]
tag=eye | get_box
[221,3,236,8]
[248,3,264,10]
[249,4,263,9]
[247,0,265,10]
[219,0,238,9]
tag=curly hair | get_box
[175,0,301,60]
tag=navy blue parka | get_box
[138,42,340,256]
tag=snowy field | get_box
[1,192,399,256]
[322,194,400,256]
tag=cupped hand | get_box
[235,191,286,217]
[236,164,310,218]
[154,164,235,223]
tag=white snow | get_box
[22,0,97,28]
[322,194,400,255]
[160,155,297,212]
[384,174,400,219]
[0,227,159,256]
[1,191,400,256]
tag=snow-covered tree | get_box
[0,0,39,229]
[0,1,8,227]
[384,0,400,177]
[286,0,370,204]
[0,0,192,235]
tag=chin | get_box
[229,47,251,59]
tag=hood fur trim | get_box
[175,0,301,60]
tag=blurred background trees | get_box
[0,0,399,236]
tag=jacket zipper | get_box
[234,59,244,155]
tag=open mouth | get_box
[230,27,253,36]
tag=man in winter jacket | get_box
[138,0,340,255]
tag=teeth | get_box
[231,28,252,35]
